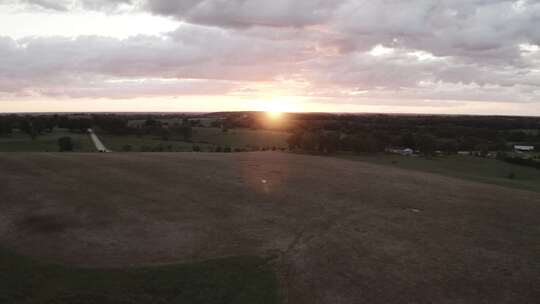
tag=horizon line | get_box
[1,111,539,118]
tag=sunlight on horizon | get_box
[257,97,300,114]
[2,95,539,117]
[266,110,283,120]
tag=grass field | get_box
[98,127,288,152]
[0,248,277,304]
[0,129,94,152]
[99,134,213,152]
[1,152,539,303]
[191,127,288,149]
[340,154,540,193]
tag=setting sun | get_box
[267,110,283,119]
[258,97,299,118]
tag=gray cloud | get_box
[0,23,314,98]
[79,0,133,10]
[145,0,341,28]
[6,0,134,11]
[26,0,68,11]
[0,0,539,110]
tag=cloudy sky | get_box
[0,0,539,115]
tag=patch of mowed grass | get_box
[0,248,279,304]
[99,134,208,152]
[100,128,288,152]
[342,154,540,193]
[192,127,288,148]
[0,129,94,152]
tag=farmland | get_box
[0,128,94,152]
[342,154,540,193]
[99,134,209,152]
[97,127,288,152]
[0,248,277,304]
[1,152,539,303]
[191,127,288,149]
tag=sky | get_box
[0,0,539,115]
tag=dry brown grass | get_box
[1,152,539,303]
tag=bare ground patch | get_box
[1,152,539,303]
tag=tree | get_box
[287,131,302,151]
[400,133,416,149]
[286,131,303,150]
[350,133,382,153]
[319,132,340,153]
[493,137,508,151]
[441,140,458,155]
[0,119,12,136]
[415,133,436,157]
[474,143,490,157]
[221,123,229,133]
[144,119,160,127]
[182,117,192,141]
[160,129,170,141]
[58,136,73,152]
[20,119,37,140]
[300,132,319,151]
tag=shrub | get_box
[58,136,73,152]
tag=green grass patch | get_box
[0,248,279,304]
[99,128,288,152]
[0,129,94,152]
[340,154,540,193]
[192,127,288,149]
[99,134,210,152]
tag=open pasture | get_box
[1,152,539,303]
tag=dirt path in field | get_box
[87,128,110,152]
[0,152,539,303]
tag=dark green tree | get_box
[58,136,73,152]
[286,131,303,150]
[182,117,192,141]
[415,133,437,157]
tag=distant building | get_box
[386,147,414,156]
[486,151,498,159]
[401,148,414,156]
[514,145,534,152]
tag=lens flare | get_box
[267,111,282,119]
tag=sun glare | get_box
[267,110,283,119]
[261,98,296,119]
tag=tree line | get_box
[1,113,538,157]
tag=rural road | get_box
[87,128,110,152]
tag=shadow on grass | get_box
[0,248,279,304]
